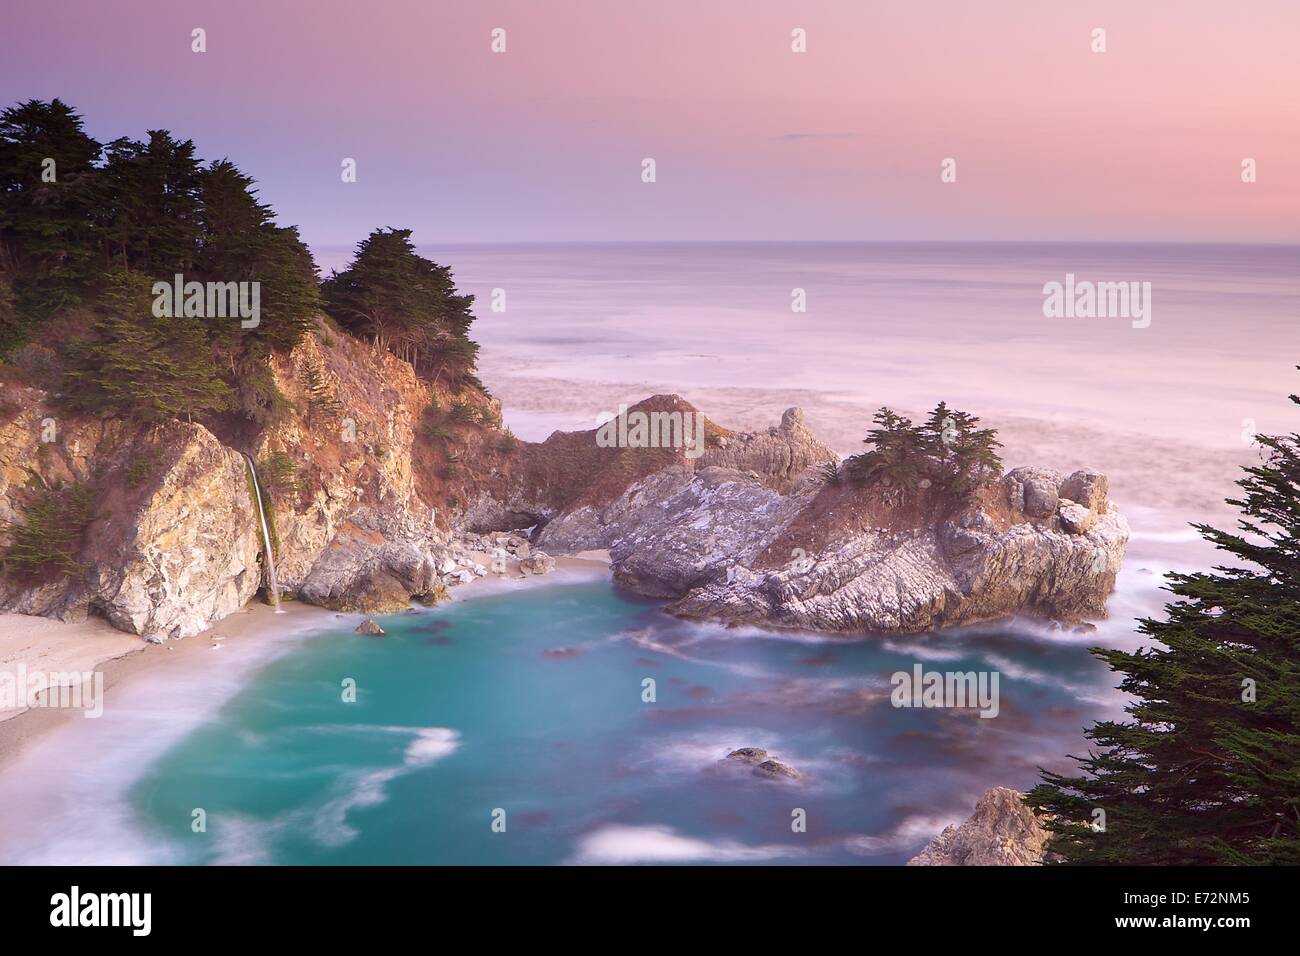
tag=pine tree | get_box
[196,161,321,353]
[1027,374,1300,864]
[922,402,1003,501]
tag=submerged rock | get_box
[754,759,800,780]
[725,747,769,763]
[354,618,385,636]
[722,748,799,779]
[907,787,1050,866]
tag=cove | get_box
[125,579,1119,865]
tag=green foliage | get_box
[322,228,479,385]
[1,472,93,579]
[62,270,233,422]
[257,449,300,498]
[1028,373,1300,865]
[0,101,324,431]
[497,428,519,454]
[421,420,453,443]
[447,400,477,425]
[95,130,202,274]
[816,460,843,485]
[195,160,322,353]
[843,403,1002,506]
[297,353,342,423]
[125,443,164,489]
[0,265,18,352]
[922,401,1004,500]
[0,98,102,329]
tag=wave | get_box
[567,824,803,865]
[0,614,331,865]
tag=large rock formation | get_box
[501,412,1127,633]
[666,466,1127,633]
[0,327,487,637]
[0,339,1128,640]
[0,405,262,639]
[907,787,1051,866]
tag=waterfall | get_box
[243,454,283,613]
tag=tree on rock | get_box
[322,228,478,386]
[1028,373,1300,864]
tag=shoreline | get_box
[0,554,613,776]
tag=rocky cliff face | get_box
[500,405,1128,633]
[0,402,262,638]
[0,324,502,636]
[907,787,1051,866]
[1,342,1129,640]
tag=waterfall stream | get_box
[243,454,283,613]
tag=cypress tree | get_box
[0,98,102,331]
[322,228,478,384]
[61,270,232,422]
[1028,374,1300,864]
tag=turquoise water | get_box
[127,580,1119,865]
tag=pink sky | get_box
[4,0,1298,243]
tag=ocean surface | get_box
[317,241,1299,457]
[1,241,1293,864]
[1,577,1148,865]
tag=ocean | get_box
[1,241,1294,864]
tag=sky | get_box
[3,0,1298,245]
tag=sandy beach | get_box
[0,554,612,778]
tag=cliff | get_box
[0,328,1128,640]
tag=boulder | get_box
[1005,467,1062,519]
[754,759,800,779]
[354,618,385,636]
[725,747,769,763]
[1058,500,1097,535]
[519,551,556,576]
[1060,468,1109,512]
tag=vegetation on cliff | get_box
[1028,375,1300,864]
[826,402,1003,509]
[0,472,93,579]
[322,228,480,389]
[0,98,493,576]
[0,99,484,428]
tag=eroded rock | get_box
[907,787,1050,866]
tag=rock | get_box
[355,618,385,635]
[725,747,769,763]
[907,787,1050,866]
[698,406,836,493]
[1060,468,1109,512]
[1006,467,1062,519]
[1058,499,1097,535]
[0,415,262,639]
[298,529,445,613]
[519,551,555,576]
[754,759,800,779]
